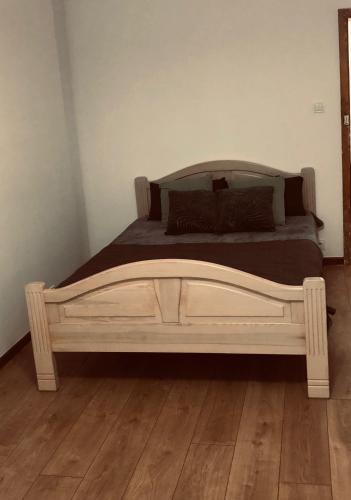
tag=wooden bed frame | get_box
[25,160,329,398]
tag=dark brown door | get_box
[338,9,351,264]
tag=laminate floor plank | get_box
[0,385,57,466]
[73,377,172,500]
[0,357,101,500]
[0,344,59,465]
[24,475,81,500]
[123,378,208,500]
[278,483,332,500]
[328,399,351,500]
[0,349,89,467]
[323,265,350,311]
[43,365,138,477]
[173,443,233,500]
[193,379,246,445]
[324,267,351,399]
[0,345,37,421]
[329,329,351,399]
[280,382,330,485]
[225,381,285,500]
[341,263,351,307]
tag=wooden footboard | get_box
[25,259,329,398]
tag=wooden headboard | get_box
[134,160,316,218]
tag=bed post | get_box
[303,277,329,398]
[135,176,150,218]
[301,167,316,213]
[25,282,59,391]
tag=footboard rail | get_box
[25,259,329,398]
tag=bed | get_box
[25,160,329,398]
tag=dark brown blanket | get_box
[59,239,323,288]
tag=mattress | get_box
[113,214,320,246]
[58,214,323,288]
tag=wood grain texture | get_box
[43,372,137,477]
[324,265,350,311]
[225,381,285,500]
[303,278,329,398]
[25,282,59,390]
[338,9,351,263]
[0,345,56,464]
[27,252,328,398]
[0,383,56,465]
[328,399,351,500]
[329,326,351,399]
[0,359,100,500]
[134,176,150,218]
[1,265,348,500]
[327,280,351,397]
[193,379,246,445]
[123,378,208,499]
[146,160,316,214]
[280,382,330,485]
[73,377,172,500]
[173,443,233,500]
[24,476,81,500]
[278,483,332,500]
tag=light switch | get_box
[313,102,325,113]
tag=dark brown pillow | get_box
[212,177,229,191]
[148,182,162,220]
[284,176,305,216]
[216,186,275,232]
[149,178,228,220]
[166,190,217,235]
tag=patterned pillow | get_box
[230,176,285,225]
[160,175,213,222]
[216,186,275,233]
[166,190,217,235]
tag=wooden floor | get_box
[0,265,351,500]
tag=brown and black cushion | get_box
[216,186,275,233]
[166,190,217,235]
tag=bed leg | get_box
[303,277,329,399]
[25,282,59,391]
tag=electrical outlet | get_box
[313,102,325,113]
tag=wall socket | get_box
[313,102,325,113]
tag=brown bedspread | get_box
[59,239,323,288]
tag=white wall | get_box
[0,0,87,356]
[64,0,346,257]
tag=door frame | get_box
[338,8,351,264]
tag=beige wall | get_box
[65,0,345,257]
[0,0,87,356]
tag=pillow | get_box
[166,190,217,234]
[216,186,275,233]
[148,182,162,220]
[284,176,305,216]
[212,177,229,191]
[160,174,212,222]
[148,175,213,221]
[230,176,285,225]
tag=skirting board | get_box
[0,333,30,370]
[323,257,344,265]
